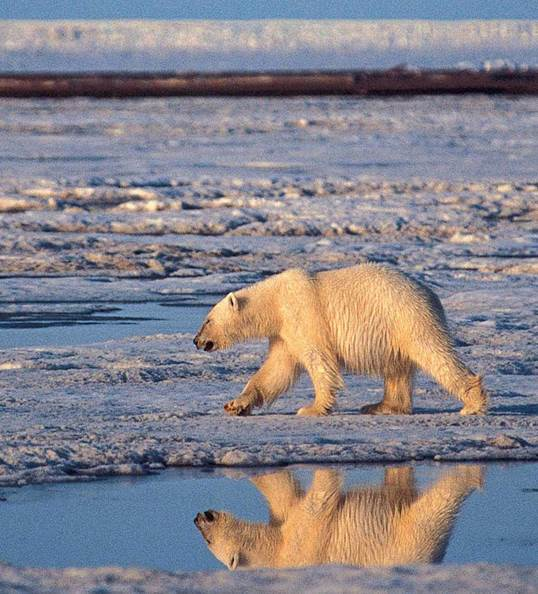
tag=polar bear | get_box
[194,466,483,569]
[193,264,487,416]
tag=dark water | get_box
[0,302,206,348]
[0,463,536,571]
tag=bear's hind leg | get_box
[459,374,488,416]
[411,344,488,415]
[361,365,415,415]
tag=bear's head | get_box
[193,292,242,352]
[194,509,267,570]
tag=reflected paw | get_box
[224,398,253,416]
[453,465,485,489]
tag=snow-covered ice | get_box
[0,45,537,589]
[0,96,536,488]
[0,563,536,593]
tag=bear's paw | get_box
[224,399,253,416]
[297,405,328,417]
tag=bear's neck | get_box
[237,282,281,340]
[234,521,282,568]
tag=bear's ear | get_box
[228,552,240,571]
[227,292,239,312]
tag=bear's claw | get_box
[224,399,253,416]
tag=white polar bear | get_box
[193,264,487,416]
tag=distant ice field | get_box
[0,20,537,72]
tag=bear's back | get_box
[318,485,416,566]
[313,264,446,375]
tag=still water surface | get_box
[0,302,206,348]
[0,463,536,571]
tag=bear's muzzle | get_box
[193,334,215,351]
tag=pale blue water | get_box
[0,463,536,571]
[0,302,207,348]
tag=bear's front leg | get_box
[224,389,262,417]
[297,404,328,417]
[297,350,343,416]
[225,338,301,416]
[361,366,415,415]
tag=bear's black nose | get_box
[194,510,216,525]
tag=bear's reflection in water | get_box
[194,466,482,570]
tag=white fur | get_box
[194,264,487,416]
[195,466,483,569]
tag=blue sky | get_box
[1,1,537,20]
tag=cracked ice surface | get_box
[0,96,537,487]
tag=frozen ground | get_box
[1,20,537,72]
[0,96,536,488]
[0,90,537,592]
[0,563,537,594]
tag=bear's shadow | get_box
[489,404,538,416]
